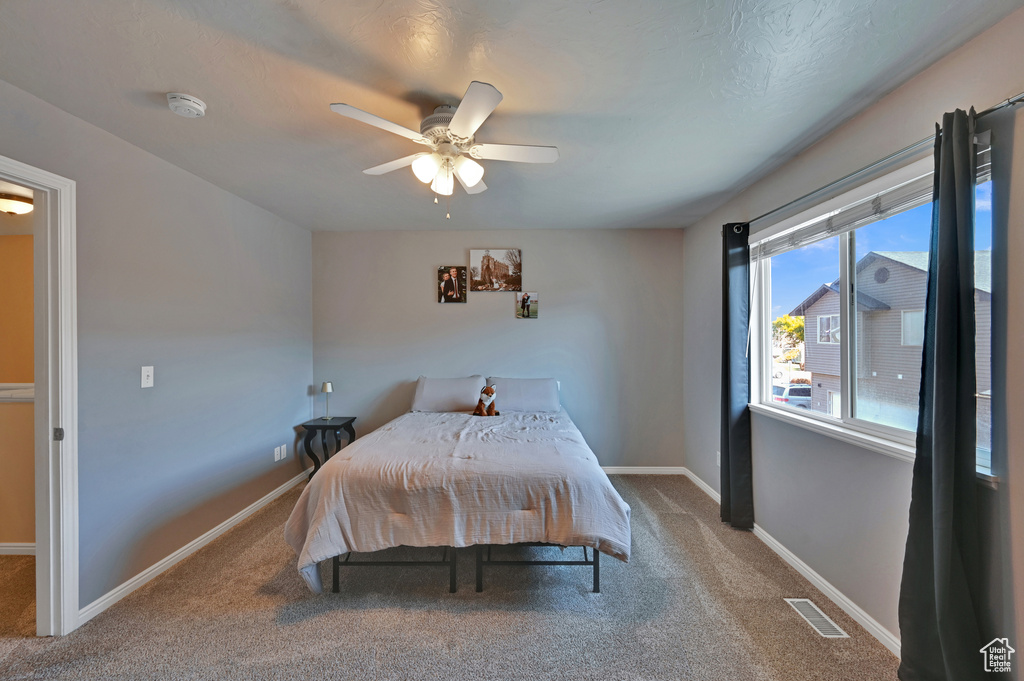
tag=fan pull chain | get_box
[446,194,451,220]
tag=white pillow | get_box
[486,377,560,412]
[410,375,486,412]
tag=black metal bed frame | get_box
[328,543,601,594]
[475,543,600,593]
[332,546,457,593]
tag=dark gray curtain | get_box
[898,109,984,681]
[720,222,753,528]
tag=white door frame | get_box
[0,153,78,636]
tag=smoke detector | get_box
[166,93,206,118]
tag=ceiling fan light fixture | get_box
[412,153,442,183]
[0,193,33,215]
[453,156,484,188]
[430,161,454,196]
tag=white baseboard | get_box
[752,524,901,657]
[682,467,901,658]
[79,470,308,626]
[681,468,721,502]
[602,466,688,475]
[0,542,36,556]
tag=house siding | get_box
[803,293,842,377]
[853,259,927,428]
[797,256,993,441]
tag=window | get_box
[753,142,994,472]
[767,236,841,418]
[901,310,925,346]
[975,144,993,473]
[818,314,840,344]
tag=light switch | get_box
[141,366,154,388]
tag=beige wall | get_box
[0,231,34,545]
[0,234,33,382]
[0,402,34,543]
[681,7,1024,642]
[311,228,686,467]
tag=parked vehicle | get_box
[772,384,811,409]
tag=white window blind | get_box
[756,173,934,259]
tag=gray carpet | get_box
[0,476,899,680]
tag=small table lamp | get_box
[321,381,333,420]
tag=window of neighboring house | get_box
[901,310,925,346]
[752,141,994,475]
[818,314,840,344]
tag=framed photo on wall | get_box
[470,249,521,291]
[438,265,467,303]
[516,292,538,319]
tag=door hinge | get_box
[53,427,65,441]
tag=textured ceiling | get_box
[0,0,1021,231]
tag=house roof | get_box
[858,251,992,293]
[789,282,890,317]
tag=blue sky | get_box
[769,181,993,319]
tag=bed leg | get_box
[449,546,457,593]
[475,544,483,593]
[593,548,600,593]
[332,555,340,593]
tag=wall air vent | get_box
[784,598,850,638]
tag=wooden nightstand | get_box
[300,417,356,480]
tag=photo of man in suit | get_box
[438,265,467,303]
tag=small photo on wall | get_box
[438,265,467,303]
[470,249,521,291]
[515,292,539,319]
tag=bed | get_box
[284,376,631,594]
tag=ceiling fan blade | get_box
[330,103,431,145]
[363,153,428,175]
[447,82,503,142]
[457,174,487,195]
[470,143,559,164]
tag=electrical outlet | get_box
[716,451,720,467]
[141,366,154,388]
[274,446,281,461]
[280,443,287,459]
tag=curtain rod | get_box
[747,89,1024,227]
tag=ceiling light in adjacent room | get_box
[0,193,33,215]
[453,156,484,188]
[412,153,442,183]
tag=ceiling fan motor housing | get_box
[420,105,458,143]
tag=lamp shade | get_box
[411,153,442,184]
[321,381,334,393]
[0,193,33,215]
[453,156,484,188]
[430,161,454,196]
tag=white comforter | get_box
[284,409,631,592]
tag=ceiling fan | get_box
[330,82,558,197]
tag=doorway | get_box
[0,180,37,637]
[0,153,78,636]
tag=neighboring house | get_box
[789,251,991,445]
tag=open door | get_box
[0,153,78,636]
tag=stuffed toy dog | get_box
[473,385,499,416]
